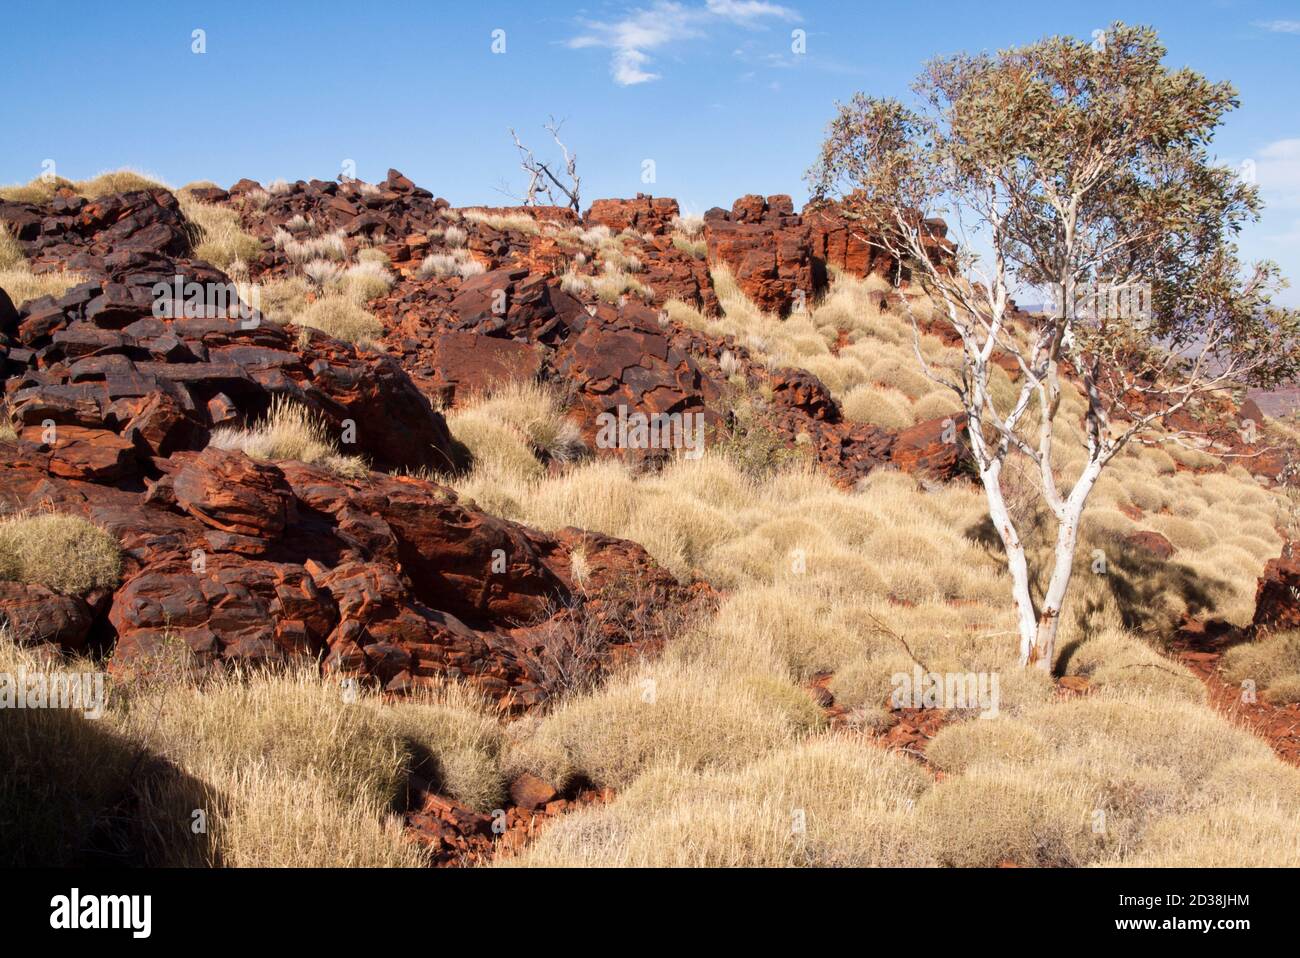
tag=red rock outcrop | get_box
[1124,530,1176,560]
[553,301,723,462]
[229,169,449,245]
[0,437,698,710]
[404,779,611,866]
[0,188,194,275]
[418,331,543,405]
[108,556,336,668]
[803,205,898,280]
[0,580,96,651]
[586,194,681,236]
[172,446,294,541]
[703,194,822,316]
[889,414,972,482]
[2,298,461,475]
[802,198,955,282]
[769,368,841,423]
[1253,552,1300,632]
[0,182,715,715]
[467,205,580,227]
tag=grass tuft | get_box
[210,397,369,477]
[294,294,383,345]
[0,513,122,594]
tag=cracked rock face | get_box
[0,439,698,710]
[1253,554,1300,632]
[703,194,822,317]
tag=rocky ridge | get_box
[7,168,1298,863]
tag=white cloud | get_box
[1255,138,1300,207]
[1260,138,1300,161]
[1240,141,1300,305]
[569,0,798,86]
[613,49,660,85]
[731,38,863,76]
[705,0,795,21]
[1255,20,1300,34]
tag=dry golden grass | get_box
[209,397,368,477]
[502,737,931,867]
[248,275,310,325]
[0,176,74,204]
[446,381,586,490]
[1114,802,1300,867]
[160,761,427,868]
[301,259,342,289]
[671,232,707,258]
[460,209,541,234]
[374,695,509,812]
[503,657,825,792]
[917,765,1101,866]
[356,245,390,266]
[0,627,142,865]
[1061,629,1206,702]
[459,273,1297,867]
[281,230,347,264]
[562,267,654,304]
[0,167,168,204]
[0,513,122,594]
[671,213,705,237]
[671,269,976,422]
[418,248,486,279]
[9,264,1294,868]
[294,293,382,345]
[913,390,963,421]
[918,691,1292,865]
[0,263,87,308]
[178,194,262,270]
[841,383,915,429]
[1262,674,1300,705]
[1166,441,1222,470]
[0,620,516,866]
[0,214,89,308]
[508,687,1300,867]
[925,716,1051,773]
[76,168,169,197]
[0,223,23,270]
[339,260,395,302]
[135,667,505,809]
[1220,630,1300,704]
[118,666,503,866]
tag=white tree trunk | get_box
[1023,457,1104,671]
[977,462,1040,666]
[979,453,1106,672]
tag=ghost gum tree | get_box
[808,23,1300,670]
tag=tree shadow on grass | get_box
[965,515,1233,672]
[0,704,223,867]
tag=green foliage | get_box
[712,388,810,480]
[808,21,1300,393]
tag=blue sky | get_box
[3,0,1298,301]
